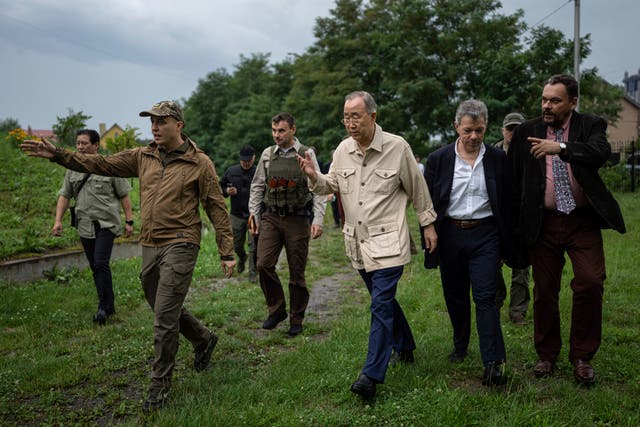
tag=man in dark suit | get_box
[424,99,511,386]
[509,74,626,385]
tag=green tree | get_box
[183,0,625,158]
[52,109,92,146]
[104,126,140,153]
[0,117,20,133]
[184,53,295,171]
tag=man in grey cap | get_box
[21,100,236,413]
[220,145,258,282]
[494,112,530,324]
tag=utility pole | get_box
[574,0,581,110]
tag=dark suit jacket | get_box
[508,111,626,268]
[422,142,512,269]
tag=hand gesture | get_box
[528,137,562,159]
[296,151,318,182]
[20,137,57,159]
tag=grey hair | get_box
[345,91,377,114]
[454,99,488,125]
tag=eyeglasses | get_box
[341,115,363,125]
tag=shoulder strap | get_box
[74,173,92,198]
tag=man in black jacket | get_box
[221,145,257,282]
[424,99,511,386]
[509,74,626,385]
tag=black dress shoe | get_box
[93,309,107,326]
[350,374,376,398]
[448,349,468,363]
[261,311,287,330]
[482,361,507,386]
[287,324,303,336]
[390,350,415,365]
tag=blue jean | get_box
[80,223,116,314]
[358,266,415,383]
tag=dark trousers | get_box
[140,243,211,387]
[80,224,116,314]
[231,214,256,274]
[439,219,506,366]
[530,209,605,363]
[359,266,415,383]
[256,213,310,325]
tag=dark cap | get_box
[503,112,525,127]
[239,145,255,161]
[139,100,184,122]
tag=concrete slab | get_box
[0,242,141,284]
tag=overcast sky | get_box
[1,0,637,139]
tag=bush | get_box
[599,164,637,192]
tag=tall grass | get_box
[1,192,639,426]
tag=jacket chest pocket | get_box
[335,168,356,194]
[91,176,112,193]
[371,169,398,194]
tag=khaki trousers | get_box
[140,243,210,387]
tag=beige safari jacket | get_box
[310,124,436,271]
[51,138,234,259]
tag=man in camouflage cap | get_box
[21,100,236,413]
[139,100,185,122]
[494,112,531,325]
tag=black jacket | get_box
[220,164,256,219]
[422,142,512,269]
[508,111,626,267]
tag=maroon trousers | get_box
[530,208,606,364]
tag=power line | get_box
[531,0,573,27]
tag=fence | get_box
[602,139,639,192]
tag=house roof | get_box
[102,123,124,135]
[24,128,55,138]
[624,94,640,109]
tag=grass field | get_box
[1,191,639,426]
[1,133,639,425]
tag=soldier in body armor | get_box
[249,112,326,336]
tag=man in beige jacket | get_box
[298,91,437,398]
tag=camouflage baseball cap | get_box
[139,100,184,122]
[502,112,525,127]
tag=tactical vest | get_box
[264,145,313,214]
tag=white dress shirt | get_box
[445,141,493,220]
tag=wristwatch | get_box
[558,142,567,155]
[125,220,134,226]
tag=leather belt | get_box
[447,216,493,229]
